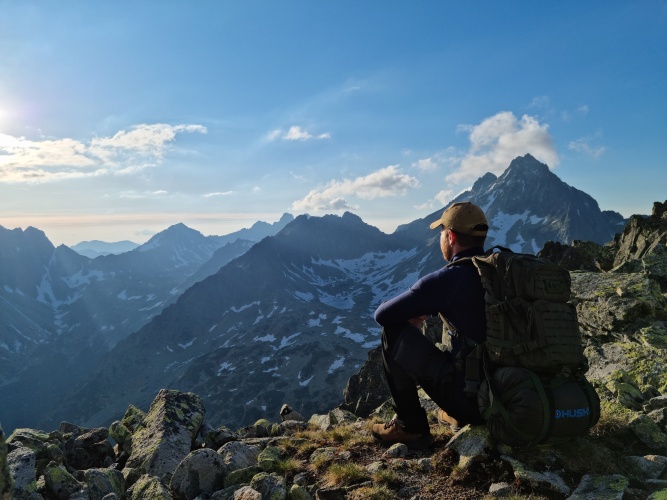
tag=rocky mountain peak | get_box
[502,153,550,177]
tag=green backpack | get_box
[448,247,600,447]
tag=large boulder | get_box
[614,200,667,265]
[124,390,205,480]
[340,346,390,418]
[61,422,114,470]
[571,272,666,337]
[169,448,224,499]
[613,200,667,290]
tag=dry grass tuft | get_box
[321,462,371,488]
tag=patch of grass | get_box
[272,457,302,475]
[589,399,633,438]
[322,462,370,488]
[372,467,400,486]
[347,484,397,499]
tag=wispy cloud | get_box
[119,190,169,199]
[447,112,558,183]
[411,157,438,172]
[568,136,607,159]
[435,189,454,205]
[291,165,419,212]
[267,125,331,142]
[203,191,234,198]
[0,123,207,183]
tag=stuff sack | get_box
[477,366,600,447]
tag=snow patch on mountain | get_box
[62,269,104,288]
[318,291,355,310]
[117,290,142,300]
[217,362,235,375]
[179,338,196,349]
[292,291,315,302]
[279,332,301,349]
[308,313,327,327]
[231,302,260,313]
[487,210,545,246]
[327,356,346,374]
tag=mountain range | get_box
[0,154,627,433]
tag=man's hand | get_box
[408,315,428,327]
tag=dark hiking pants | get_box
[381,323,481,433]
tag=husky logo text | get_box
[555,408,590,419]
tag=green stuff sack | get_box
[477,366,600,447]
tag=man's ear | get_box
[448,229,457,246]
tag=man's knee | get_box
[382,323,420,350]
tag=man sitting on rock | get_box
[371,202,489,449]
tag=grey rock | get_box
[629,414,667,452]
[571,272,666,336]
[127,474,173,499]
[501,456,570,496]
[258,445,283,472]
[218,441,261,475]
[340,346,390,418]
[280,404,305,422]
[383,443,408,458]
[43,462,85,500]
[84,468,124,500]
[232,485,262,500]
[649,407,667,432]
[567,473,629,499]
[224,466,261,488]
[644,394,667,413]
[108,420,133,455]
[170,448,225,499]
[308,447,351,466]
[64,426,115,470]
[445,425,492,470]
[308,409,357,432]
[249,472,286,500]
[288,484,313,500]
[7,447,36,493]
[488,481,514,497]
[125,389,205,479]
[277,420,308,435]
[623,455,667,481]
[202,425,237,449]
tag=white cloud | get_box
[568,137,607,159]
[0,123,207,183]
[291,165,419,212]
[447,112,558,183]
[435,189,454,205]
[411,157,438,172]
[268,125,331,142]
[203,191,234,198]
[119,190,169,199]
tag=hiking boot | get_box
[437,409,463,433]
[371,416,434,450]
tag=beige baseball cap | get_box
[429,201,489,236]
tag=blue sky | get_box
[0,1,665,246]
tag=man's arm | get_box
[374,272,442,327]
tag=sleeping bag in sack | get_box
[477,366,600,447]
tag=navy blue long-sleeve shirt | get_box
[374,246,487,357]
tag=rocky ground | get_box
[2,200,667,500]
